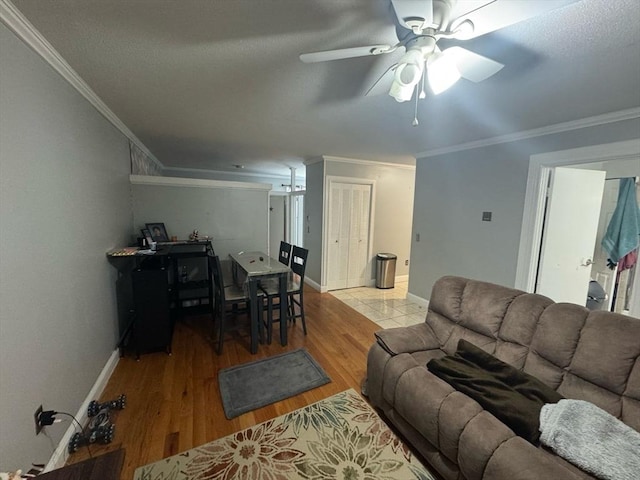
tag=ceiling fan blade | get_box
[365,63,398,96]
[299,45,392,63]
[391,0,433,32]
[452,0,579,39]
[445,46,503,82]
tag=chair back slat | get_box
[278,241,292,266]
[290,246,308,278]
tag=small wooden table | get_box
[36,449,124,480]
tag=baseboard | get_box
[44,349,120,472]
[304,276,325,293]
[407,292,429,310]
[395,274,409,283]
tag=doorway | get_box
[588,177,639,314]
[269,192,305,256]
[516,139,640,316]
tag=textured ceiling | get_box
[9,0,640,177]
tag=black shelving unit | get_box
[109,241,214,358]
[169,242,214,317]
[131,266,172,357]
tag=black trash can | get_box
[375,253,397,289]
[586,280,607,310]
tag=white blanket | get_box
[539,399,640,480]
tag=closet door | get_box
[327,182,351,290]
[327,181,372,290]
[347,184,371,288]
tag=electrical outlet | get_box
[34,405,43,435]
[405,259,409,266]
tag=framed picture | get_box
[140,228,154,247]
[146,223,169,242]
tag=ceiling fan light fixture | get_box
[388,49,425,102]
[427,52,461,95]
[395,62,423,87]
[389,80,415,102]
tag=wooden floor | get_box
[67,287,382,480]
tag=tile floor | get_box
[329,280,427,329]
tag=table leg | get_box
[279,272,288,346]
[248,278,259,354]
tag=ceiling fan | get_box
[300,0,578,124]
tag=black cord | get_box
[56,411,93,458]
[55,411,83,432]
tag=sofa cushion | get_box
[526,304,587,370]
[456,281,522,339]
[458,411,515,480]
[564,312,640,396]
[394,365,456,448]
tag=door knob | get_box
[581,258,594,266]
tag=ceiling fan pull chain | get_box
[412,83,420,126]
[419,63,427,99]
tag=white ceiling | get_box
[9,0,640,177]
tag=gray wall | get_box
[0,24,132,470]
[132,182,269,260]
[410,117,640,301]
[324,160,415,280]
[303,161,324,285]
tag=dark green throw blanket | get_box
[427,340,563,444]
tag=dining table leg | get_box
[248,278,259,354]
[278,272,287,346]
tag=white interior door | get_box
[536,167,606,304]
[347,184,372,288]
[327,183,350,290]
[327,181,372,290]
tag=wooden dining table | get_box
[229,251,290,353]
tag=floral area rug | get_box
[134,388,436,480]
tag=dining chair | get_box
[218,257,237,287]
[278,241,292,266]
[259,245,308,343]
[209,254,258,354]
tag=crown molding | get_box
[0,0,163,170]
[130,174,272,191]
[321,155,416,170]
[417,107,640,159]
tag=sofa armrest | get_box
[375,323,440,355]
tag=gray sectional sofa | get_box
[366,276,640,480]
